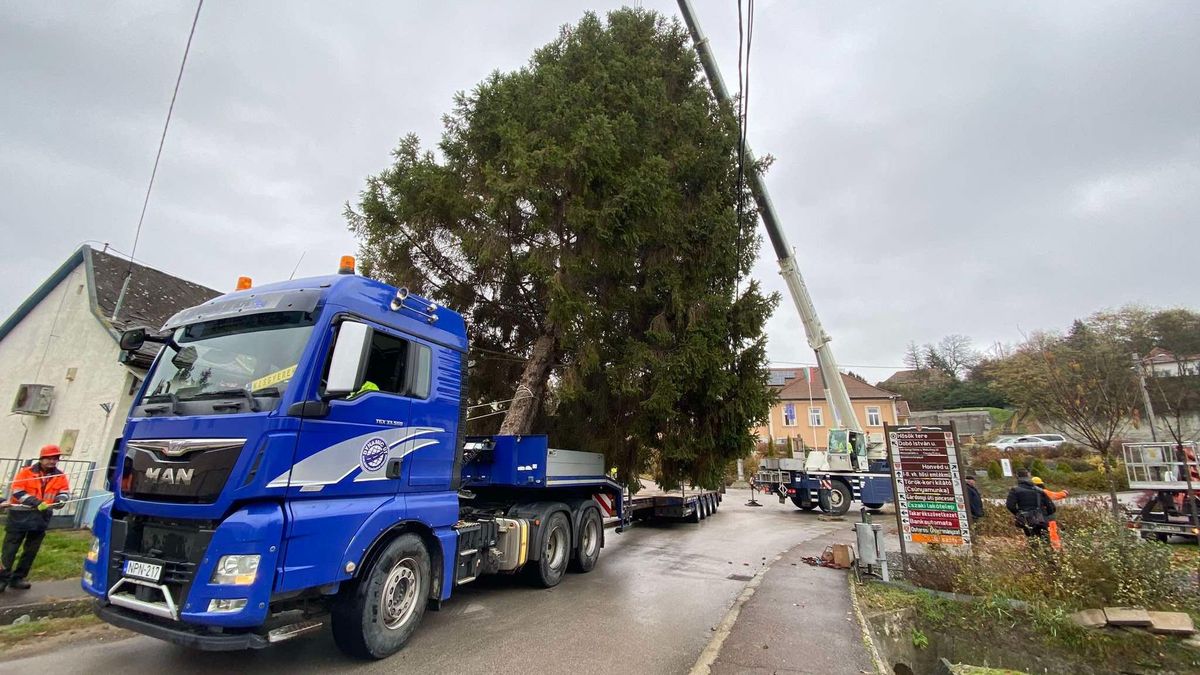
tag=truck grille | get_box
[122,439,244,503]
[107,515,214,610]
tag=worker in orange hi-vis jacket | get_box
[1031,476,1068,551]
[1,445,71,592]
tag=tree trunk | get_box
[498,329,558,436]
[1100,446,1121,516]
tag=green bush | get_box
[987,460,1002,480]
[1030,458,1048,476]
[1055,461,1074,474]
[930,514,1192,613]
[1065,458,1094,472]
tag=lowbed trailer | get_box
[625,486,723,524]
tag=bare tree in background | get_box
[991,326,1141,515]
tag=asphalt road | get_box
[2,493,850,675]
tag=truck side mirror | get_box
[120,328,147,351]
[325,321,373,397]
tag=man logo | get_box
[144,466,194,486]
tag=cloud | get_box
[1,0,1197,385]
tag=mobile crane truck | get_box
[81,258,723,659]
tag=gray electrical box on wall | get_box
[12,384,54,416]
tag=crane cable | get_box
[730,0,755,366]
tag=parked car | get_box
[1032,434,1067,448]
[989,435,1053,452]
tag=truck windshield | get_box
[139,311,314,413]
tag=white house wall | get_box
[0,266,134,484]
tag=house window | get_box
[867,406,882,427]
[809,407,823,427]
[783,403,797,427]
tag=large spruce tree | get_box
[348,8,776,489]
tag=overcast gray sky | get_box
[2,1,1197,380]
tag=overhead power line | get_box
[113,0,204,322]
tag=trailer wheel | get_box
[819,482,853,516]
[863,503,884,512]
[331,533,430,660]
[570,507,603,573]
[528,511,571,588]
[699,496,709,519]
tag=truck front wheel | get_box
[332,533,431,660]
[819,482,853,516]
[528,511,571,588]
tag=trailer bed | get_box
[625,485,723,524]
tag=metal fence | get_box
[0,457,98,529]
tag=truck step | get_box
[267,619,324,644]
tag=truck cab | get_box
[82,262,622,658]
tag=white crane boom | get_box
[675,0,862,434]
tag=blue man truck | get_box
[81,258,672,659]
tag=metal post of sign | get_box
[950,422,976,540]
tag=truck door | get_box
[285,323,419,499]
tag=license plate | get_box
[124,560,163,582]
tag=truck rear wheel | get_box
[819,482,853,516]
[331,533,431,660]
[528,511,570,588]
[570,506,602,573]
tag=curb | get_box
[688,551,783,675]
[847,576,886,675]
[0,597,93,624]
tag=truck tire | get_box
[331,533,431,660]
[570,506,602,573]
[699,496,709,519]
[819,482,853,516]
[790,494,816,511]
[528,511,571,588]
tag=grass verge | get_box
[0,614,100,652]
[858,582,1200,673]
[25,529,91,582]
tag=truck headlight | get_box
[210,555,260,585]
[86,537,100,563]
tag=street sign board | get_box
[885,423,972,548]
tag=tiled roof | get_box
[88,247,219,332]
[769,366,900,400]
[0,245,219,370]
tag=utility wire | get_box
[126,0,204,275]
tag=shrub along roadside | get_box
[909,503,1197,617]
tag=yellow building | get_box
[755,367,910,451]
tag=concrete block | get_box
[1103,607,1152,626]
[1147,611,1196,635]
[1070,609,1107,629]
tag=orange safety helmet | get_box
[39,444,62,459]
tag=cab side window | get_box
[352,328,433,399]
[362,331,409,395]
